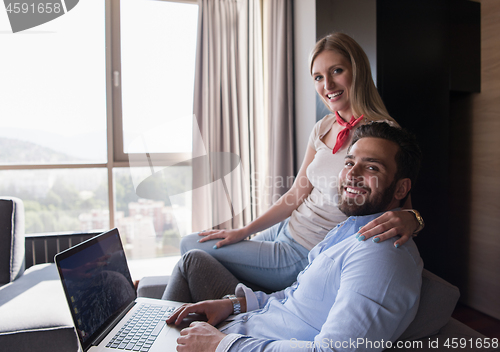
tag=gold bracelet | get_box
[404,209,425,236]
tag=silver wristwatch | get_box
[223,294,241,315]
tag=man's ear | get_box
[394,178,412,201]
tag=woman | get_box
[179,32,423,292]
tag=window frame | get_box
[110,0,197,167]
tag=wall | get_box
[465,0,500,320]
[293,0,500,319]
[315,0,377,121]
[375,0,454,288]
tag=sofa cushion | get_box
[0,197,25,286]
[0,327,79,352]
[137,275,170,299]
[135,269,463,343]
[389,318,493,351]
[399,269,460,341]
[0,263,78,352]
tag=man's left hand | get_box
[177,321,226,352]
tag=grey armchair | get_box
[0,197,79,352]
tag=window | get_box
[0,168,109,233]
[0,1,107,166]
[118,0,197,156]
[0,0,198,261]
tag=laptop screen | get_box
[55,229,136,351]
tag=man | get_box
[166,122,423,351]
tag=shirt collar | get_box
[325,210,391,240]
[311,208,402,258]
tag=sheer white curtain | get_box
[192,0,294,232]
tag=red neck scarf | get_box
[332,111,364,154]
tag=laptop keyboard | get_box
[106,304,176,351]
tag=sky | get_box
[0,0,197,160]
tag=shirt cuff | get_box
[215,333,246,352]
[235,283,259,312]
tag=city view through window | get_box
[0,140,192,260]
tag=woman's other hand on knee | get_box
[197,228,250,249]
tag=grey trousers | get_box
[161,249,241,303]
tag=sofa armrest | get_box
[137,276,170,299]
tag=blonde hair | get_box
[310,32,392,121]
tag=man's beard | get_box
[338,179,397,217]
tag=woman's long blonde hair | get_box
[310,32,392,121]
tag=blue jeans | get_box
[180,219,310,292]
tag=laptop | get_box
[55,228,188,352]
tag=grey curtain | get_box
[263,0,295,203]
[192,0,295,232]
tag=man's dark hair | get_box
[349,122,422,204]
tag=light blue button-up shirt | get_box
[215,211,423,352]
